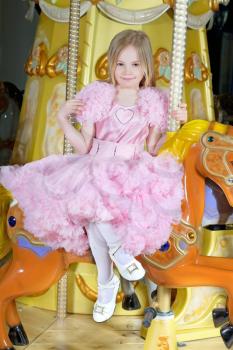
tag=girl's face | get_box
[114,45,144,89]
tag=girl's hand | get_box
[172,103,187,123]
[57,99,85,122]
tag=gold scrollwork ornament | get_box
[185,52,208,83]
[25,42,47,76]
[163,0,174,8]
[91,0,102,4]
[154,48,171,83]
[46,45,81,78]
[95,53,109,81]
[76,274,138,303]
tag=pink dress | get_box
[0,81,183,256]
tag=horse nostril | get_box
[8,216,16,227]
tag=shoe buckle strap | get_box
[94,304,105,315]
[126,262,139,274]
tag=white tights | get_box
[87,222,134,303]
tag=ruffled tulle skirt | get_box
[0,147,183,256]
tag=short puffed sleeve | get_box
[137,87,168,133]
[74,81,115,123]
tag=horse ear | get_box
[226,125,233,137]
[207,121,216,131]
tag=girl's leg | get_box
[95,222,145,281]
[87,223,120,322]
[95,222,136,265]
[87,223,115,303]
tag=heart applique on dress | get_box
[115,108,134,124]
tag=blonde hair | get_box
[107,30,155,87]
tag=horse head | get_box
[197,131,233,206]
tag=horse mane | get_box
[159,120,229,161]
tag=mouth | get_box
[121,77,135,81]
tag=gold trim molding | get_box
[25,44,81,78]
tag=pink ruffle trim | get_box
[0,152,183,256]
[74,81,168,133]
[137,87,168,133]
[75,81,115,123]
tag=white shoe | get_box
[109,247,145,281]
[93,274,120,323]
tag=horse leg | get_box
[220,290,233,349]
[120,277,141,310]
[6,300,29,346]
[0,268,29,349]
[0,259,16,350]
[0,299,15,350]
[168,262,233,348]
[0,248,67,349]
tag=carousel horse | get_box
[0,120,232,350]
[140,121,233,349]
[0,191,139,348]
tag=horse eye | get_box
[8,216,16,227]
[207,136,214,142]
[159,241,170,252]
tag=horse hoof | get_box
[151,289,157,299]
[122,292,141,310]
[8,323,29,346]
[212,308,229,327]
[221,323,233,349]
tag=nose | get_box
[124,64,133,75]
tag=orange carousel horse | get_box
[1,120,233,349]
[140,121,233,349]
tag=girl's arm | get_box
[57,99,95,155]
[146,104,187,156]
[146,126,163,156]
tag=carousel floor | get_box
[16,303,226,350]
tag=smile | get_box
[121,77,136,80]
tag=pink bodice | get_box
[95,104,149,147]
[76,81,169,139]
[75,81,169,159]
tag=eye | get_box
[116,62,124,66]
[159,241,170,252]
[133,63,140,67]
[8,216,16,227]
[207,136,214,142]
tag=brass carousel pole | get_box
[157,0,189,327]
[168,0,189,132]
[144,0,189,348]
[57,0,81,320]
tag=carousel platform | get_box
[17,303,225,350]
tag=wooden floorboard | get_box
[15,304,227,350]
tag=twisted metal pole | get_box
[149,1,189,347]
[57,0,81,321]
[168,0,189,132]
[63,0,81,154]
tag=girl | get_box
[0,30,186,323]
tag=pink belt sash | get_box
[89,138,144,160]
